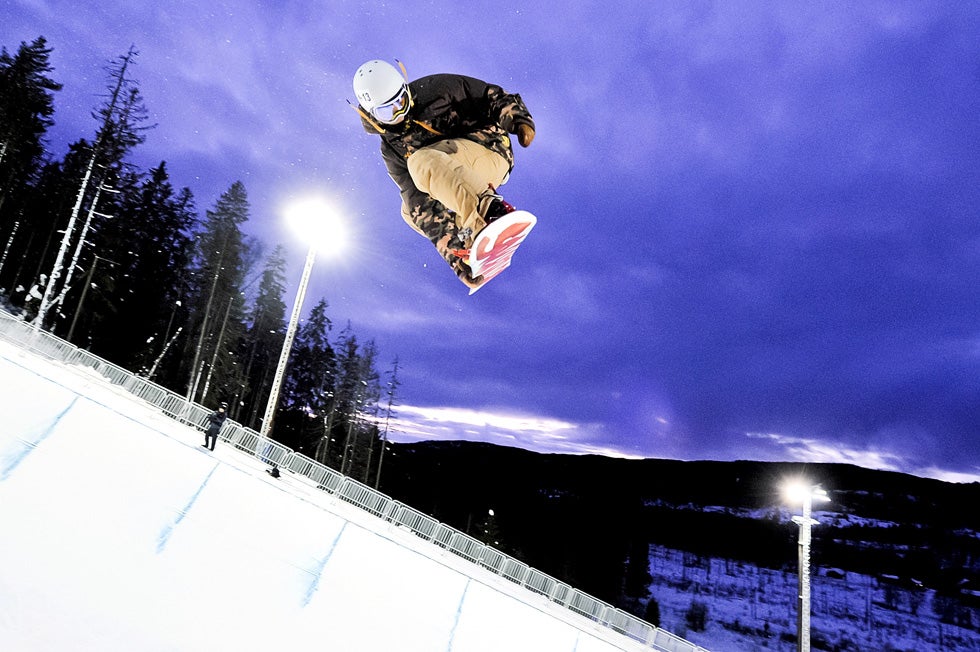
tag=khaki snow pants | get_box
[402,138,511,244]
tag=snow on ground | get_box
[645,545,980,651]
[0,337,699,652]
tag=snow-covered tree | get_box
[75,162,196,372]
[33,46,152,331]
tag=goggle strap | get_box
[348,98,387,133]
[396,59,409,82]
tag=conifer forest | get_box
[0,37,398,485]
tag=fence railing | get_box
[0,308,708,652]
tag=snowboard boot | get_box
[450,256,483,289]
[447,186,515,263]
[443,234,483,289]
[447,229,474,262]
[478,185,516,225]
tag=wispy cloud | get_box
[387,404,638,458]
[6,1,980,483]
[744,432,980,483]
[914,467,980,485]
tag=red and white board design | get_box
[466,210,537,294]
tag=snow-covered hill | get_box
[645,542,979,651]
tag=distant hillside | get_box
[380,441,980,615]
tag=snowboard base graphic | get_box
[466,210,537,295]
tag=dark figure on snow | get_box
[352,59,535,289]
[202,402,227,451]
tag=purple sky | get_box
[4,1,979,482]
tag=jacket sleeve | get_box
[381,141,429,215]
[485,84,534,135]
[432,74,534,137]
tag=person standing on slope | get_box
[202,402,227,451]
[352,59,536,289]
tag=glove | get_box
[516,123,535,148]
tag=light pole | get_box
[784,481,830,652]
[260,197,344,438]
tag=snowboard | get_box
[466,210,537,294]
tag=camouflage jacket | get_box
[360,73,534,220]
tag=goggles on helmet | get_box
[371,85,411,124]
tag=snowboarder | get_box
[202,402,227,451]
[352,59,536,289]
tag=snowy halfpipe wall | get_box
[0,340,703,652]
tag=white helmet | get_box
[353,59,412,125]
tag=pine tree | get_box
[182,181,251,407]
[33,46,152,331]
[238,245,288,428]
[7,139,117,322]
[76,162,196,370]
[475,509,503,547]
[318,326,357,471]
[333,331,380,479]
[273,298,336,452]
[372,357,400,490]
[89,47,153,170]
[620,537,653,615]
[0,36,61,217]
[684,599,708,632]
[351,338,381,483]
[643,597,661,627]
[0,37,61,299]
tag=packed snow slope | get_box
[0,339,696,652]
